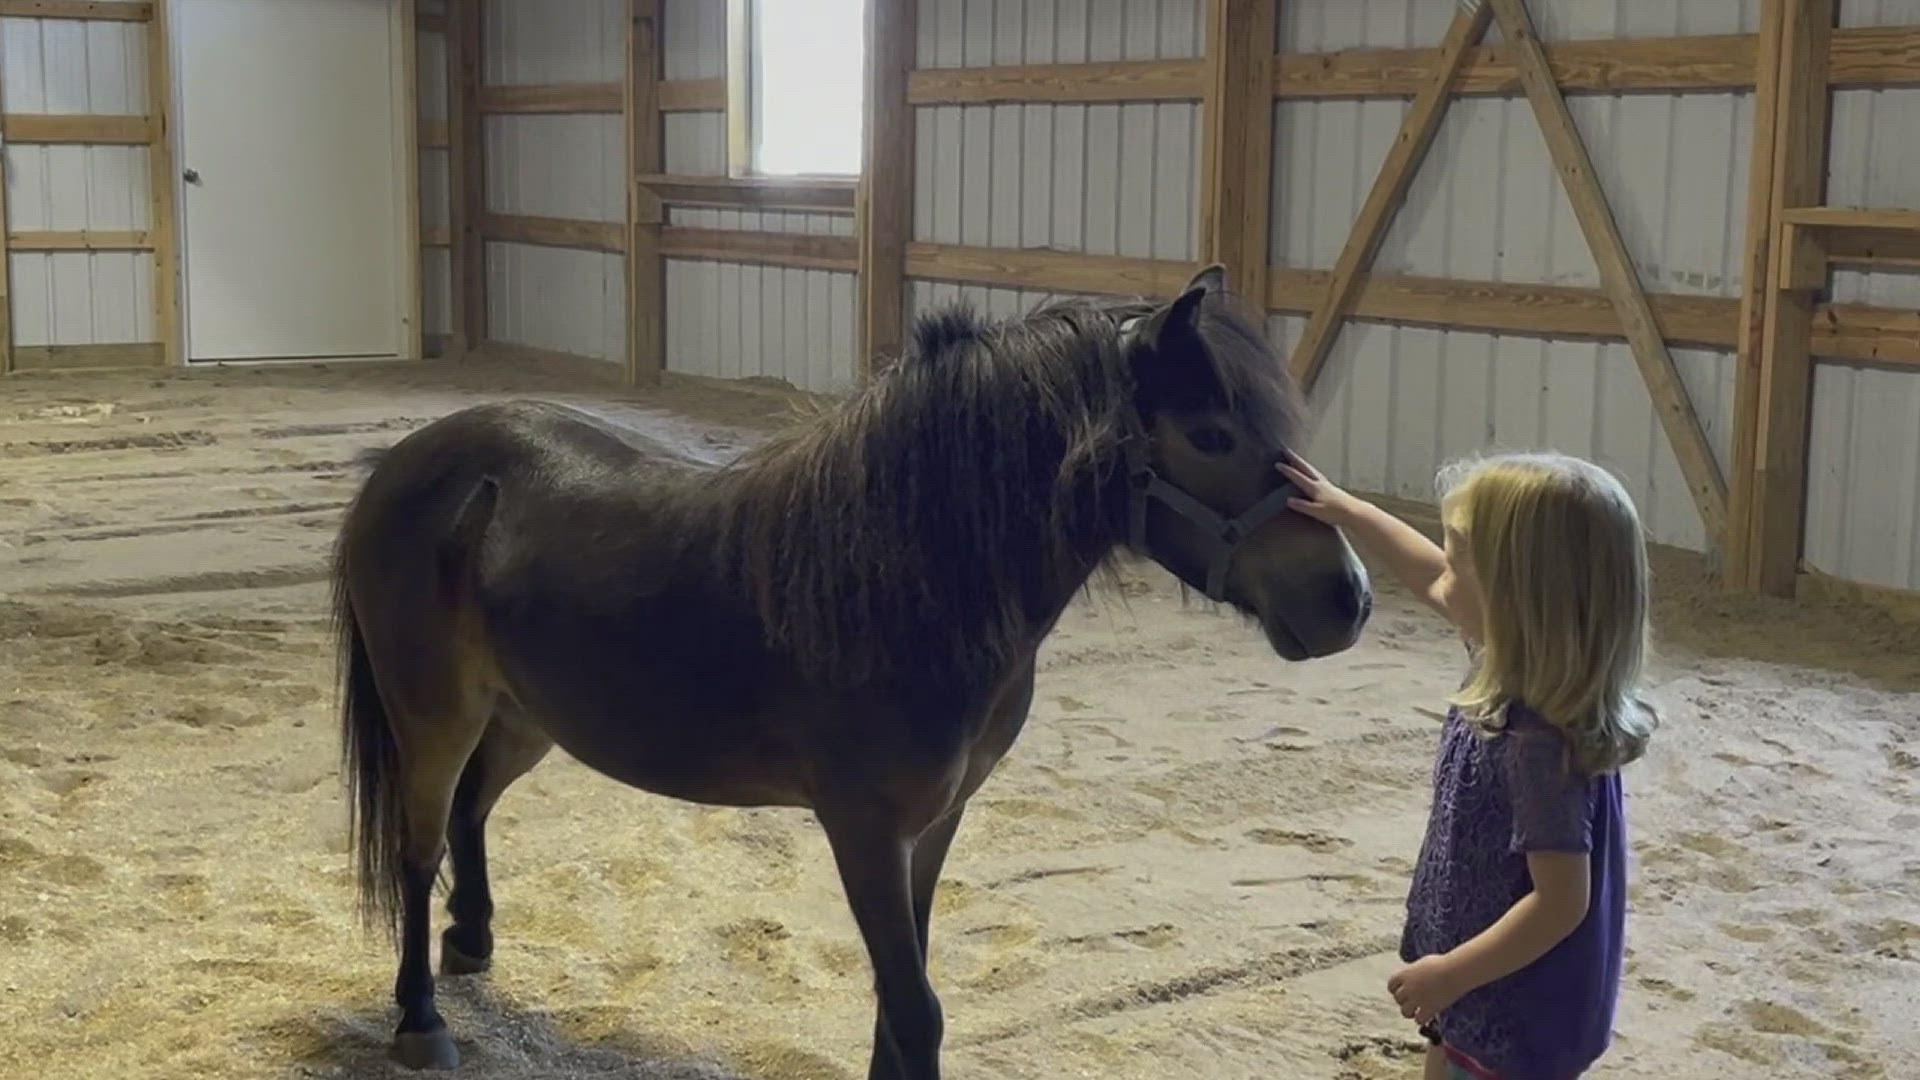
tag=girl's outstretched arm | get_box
[1279,454,1453,623]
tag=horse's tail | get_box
[333,535,406,939]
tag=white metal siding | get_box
[479,0,625,367]
[1807,0,1920,588]
[661,0,725,174]
[2,14,155,348]
[911,0,1202,267]
[417,24,451,343]
[652,0,855,388]
[664,210,857,392]
[1271,1,1760,553]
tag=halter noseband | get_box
[1117,315,1300,603]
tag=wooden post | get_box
[0,35,12,376]
[1726,0,1791,587]
[724,0,750,177]
[857,0,915,375]
[146,0,181,364]
[625,0,664,385]
[400,0,423,360]
[1198,0,1276,309]
[1286,1,1490,391]
[448,0,485,354]
[1742,0,1835,596]
[1491,0,1728,540]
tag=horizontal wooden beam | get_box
[659,226,859,271]
[2,113,151,144]
[419,119,449,148]
[639,173,857,212]
[479,212,625,253]
[479,83,621,114]
[658,77,726,112]
[12,342,164,370]
[1780,206,1920,273]
[1827,25,1920,87]
[8,229,152,251]
[1779,206,1920,230]
[1815,302,1920,367]
[1277,33,1754,98]
[905,242,1195,296]
[1273,26,1920,99]
[1270,265,1739,349]
[895,27,1920,109]
[1817,228,1920,271]
[0,1,149,19]
[895,243,1920,369]
[906,58,1205,105]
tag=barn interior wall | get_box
[416,14,451,351]
[1,11,157,352]
[1809,0,1920,590]
[904,0,1204,329]
[658,0,859,394]
[1273,0,1765,555]
[476,0,627,368]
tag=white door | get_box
[176,0,409,361]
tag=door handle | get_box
[183,168,201,184]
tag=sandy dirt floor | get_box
[2,357,1917,1080]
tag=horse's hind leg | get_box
[441,714,552,975]
[385,700,488,1071]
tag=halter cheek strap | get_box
[1116,315,1300,603]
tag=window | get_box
[737,0,865,176]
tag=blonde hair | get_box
[1440,452,1657,774]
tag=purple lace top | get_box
[1399,703,1626,1080]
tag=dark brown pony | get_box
[333,266,1370,1076]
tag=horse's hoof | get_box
[390,1027,460,1070]
[439,939,491,976]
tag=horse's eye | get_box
[1185,425,1235,456]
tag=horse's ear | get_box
[1142,270,1217,348]
[1185,263,1226,295]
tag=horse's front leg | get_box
[867,805,967,1080]
[820,807,945,1080]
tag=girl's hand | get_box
[1278,451,1366,527]
[1388,954,1469,1026]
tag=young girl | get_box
[1278,451,1656,1080]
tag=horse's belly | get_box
[503,659,816,809]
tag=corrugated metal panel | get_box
[484,114,624,222]
[911,0,1200,261]
[661,0,725,172]
[653,1,858,387]
[1268,1,1757,553]
[906,280,1073,325]
[479,1,624,365]
[665,212,856,392]
[1807,0,1920,588]
[486,242,625,363]
[1840,0,1920,27]
[915,0,1205,67]
[417,26,451,340]
[482,0,622,84]
[1,15,154,346]
[666,209,854,236]
[662,0,725,78]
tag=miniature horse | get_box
[332,265,1371,1076]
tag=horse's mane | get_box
[706,292,1295,694]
